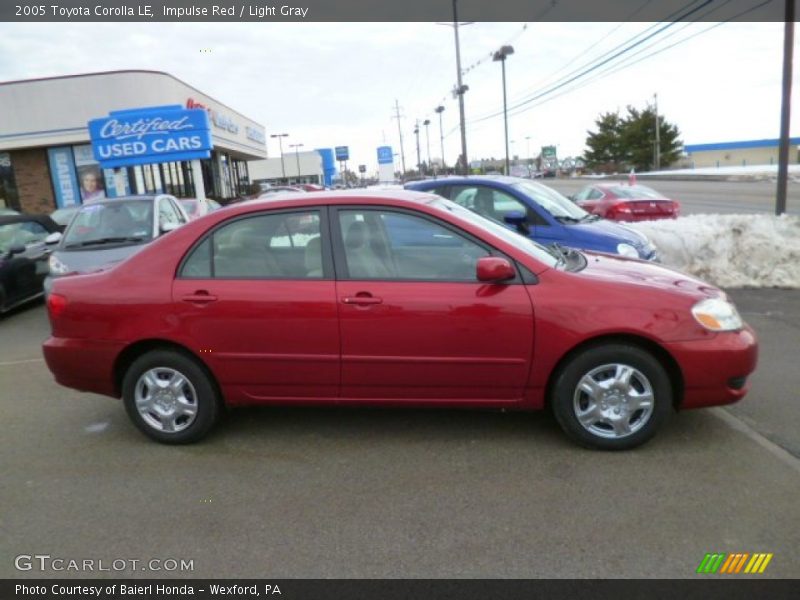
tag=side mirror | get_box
[503,210,530,236]
[476,256,515,282]
[6,244,26,258]
[160,222,181,234]
[45,231,62,245]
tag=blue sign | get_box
[47,147,81,208]
[335,146,349,161]
[377,146,393,165]
[88,105,212,169]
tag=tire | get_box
[551,343,673,450]
[122,349,221,444]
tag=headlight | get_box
[692,298,743,332]
[48,254,70,275]
[616,243,639,258]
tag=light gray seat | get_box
[344,221,394,279]
[304,236,323,277]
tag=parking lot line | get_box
[0,357,43,367]
[711,407,800,474]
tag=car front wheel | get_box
[551,344,673,450]
[122,349,220,444]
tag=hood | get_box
[54,243,147,274]
[569,218,649,247]
[578,251,721,300]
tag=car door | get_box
[332,206,534,402]
[172,208,340,402]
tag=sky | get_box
[0,20,797,172]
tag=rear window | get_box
[609,186,666,200]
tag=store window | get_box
[0,153,20,211]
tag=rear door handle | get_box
[182,292,218,305]
[342,296,383,305]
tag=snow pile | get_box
[627,214,800,288]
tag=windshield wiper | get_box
[580,214,601,222]
[65,236,145,248]
[554,215,581,223]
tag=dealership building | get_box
[0,70,266,214]
[683,138,800,169]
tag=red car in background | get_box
[43,191,756,450]
[572,183,680,221]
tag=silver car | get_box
[44,195,189,295]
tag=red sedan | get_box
[43,191,756,450]
[573,183,680,221]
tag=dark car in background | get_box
[572,183,680,221]
[44,194,189,296]
[0,214,59,312]
[406,176,659,260]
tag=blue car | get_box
[405,176,658,261]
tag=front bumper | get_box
[666,325,758,409]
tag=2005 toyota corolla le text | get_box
[42,191,758,450]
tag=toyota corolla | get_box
[43,191,757,449]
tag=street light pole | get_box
[270,133,289,182]
[435,105,445,170]
[414,121,421,175]
[493,44,515,176]
[423,119,431,174]
[289,143,304,181]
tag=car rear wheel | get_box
[551,344,672,450]
[122,349,220,444]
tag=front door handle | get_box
[342,294,383,306]
[182,291,218,305]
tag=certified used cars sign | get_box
[88,104,213,169]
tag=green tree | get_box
[583,111,626,172]
[621,105,682,172]
[583,105,683,172]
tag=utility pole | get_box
[777,0,794,215]
[654,93,660,171]
[435,105,446,170]
[437,7,472,175]
[453,1,469,175]
[392,99,407,180]
[414,120,422,175]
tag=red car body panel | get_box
[43,191,756,415]
[578,184,680,222]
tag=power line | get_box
[467,0,715,126]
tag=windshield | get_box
[609,185,667,200]
[427,197,559,269]
[512,180,588,220]
[0,221,49,253]
[63,201,154,247]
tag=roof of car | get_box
[246,189,438,206]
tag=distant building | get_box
[684,138,800,169]
[248,150,329,187]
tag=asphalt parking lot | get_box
[1,287,798,579]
